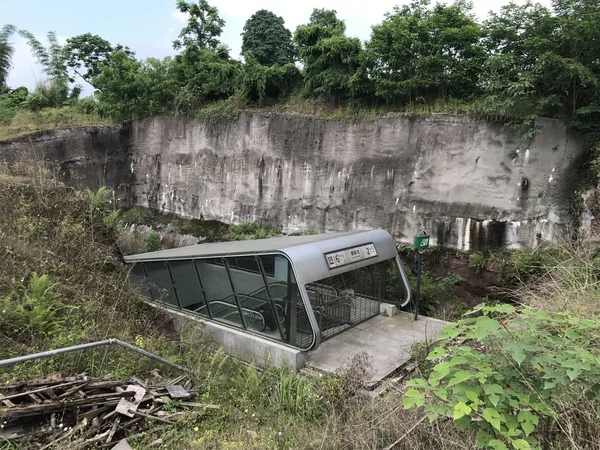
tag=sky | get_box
[3,0,553,94]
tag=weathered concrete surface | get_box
[129,114,588,250]
[0,125,132,195]
[0,114,590,249]
[307,313,449,381]
[158,304,307,371]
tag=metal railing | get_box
[0,338,188,372]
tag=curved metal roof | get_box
[124,229,398,285]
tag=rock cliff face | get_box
[0,113,590,250]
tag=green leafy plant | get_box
[144,229,162,252]
[470,252,487,274]
[0,273,71,339]
[404,303,600,449]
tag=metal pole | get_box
[256,256,286,342]
[415,252,422,321]
[0,339,189,373]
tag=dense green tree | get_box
[240,52,301,104]
[294,8,345,58]
[93,52,180,119]
[173,47,240,112]
[241,10,295,66]
[481,0,600,131]
[173,0,225,51]
[0,25,17,91]
[294,9,364,105]
[367,0,485,105]
[63,34,132,90]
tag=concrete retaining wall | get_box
[0,114,590,250]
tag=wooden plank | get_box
[180,402,220,410]
[0,393,15,408]
[0,381,81,401]
[0,391,136,417]
[106,416,121,443]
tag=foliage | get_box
[19,30,68,83]
[173,48,240,114]
[0,24,17,90]
[367,0,485,105]
[144,229,162,252]
[173,0,225,51]
[0,103,110,141]
[470,252,487,274]
[225,222,279,241]
[239,53,301,104]
[241,10,295,66]
[294,9,364,105]
[405,303,600,449]
[93,52,180,120]
[63,33,131,89]
[0,273,71,339]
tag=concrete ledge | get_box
[155,304,307,371]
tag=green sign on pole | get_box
[413,230,430,252]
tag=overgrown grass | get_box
[0,106,113,141]
[0,163,473,449]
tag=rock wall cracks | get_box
[0,114,590,250]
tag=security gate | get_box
[305,260,398,341]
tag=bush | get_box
[469,252,486,274]
[225,222,279,241]
[404,303,600,449]
[0,273,71,341]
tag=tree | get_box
[241,10,295,66]
[93,51,181,119]
[63,33,131,89]
[294,9,368,105]
[173,0,225,51]
[367,0,485,106]
[19,30,68,82]
[240,52,301,104]
[18,30,74,108]
[0,24,17,91]
[172,47,241,112]
[294,8,345,59]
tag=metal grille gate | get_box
[304,260,392,341]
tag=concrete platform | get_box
[307,313,449,381]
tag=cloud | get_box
[172,10,189,22]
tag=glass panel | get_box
[195,258,244,328]
[225,256,281,339]
[169,260,208,317]
[129,263,151,298]
[144,261,178,307]
[258,255,314,350]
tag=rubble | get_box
[0,372,219,449]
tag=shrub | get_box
[469,252,486,274]
[0,273,71,340]
[144,229,162,252]
[404,303,600,449]
[225,222,279,241]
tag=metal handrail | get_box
[0,339,188,372]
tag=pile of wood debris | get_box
[0,372,218,449]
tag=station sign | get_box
[325,243,378,269]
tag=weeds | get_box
[469,251,486,274]
[0,106,113,142]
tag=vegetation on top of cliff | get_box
[2,0,600,141]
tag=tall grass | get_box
[0,106,113,141]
